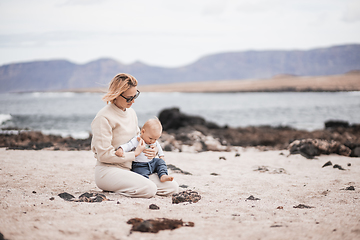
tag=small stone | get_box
[127,218,194,233]
[32,191,36,194]
[172,190,201,204]
[49,197,54,201]
[149,204,160,210]
[210,173,219,176]
[58,192,75,201]
[322,161,332,168]
[293,204,314,209]
[333,164,345,170]
[235,153,241,157]
[343,186,355,191]
[219,156,226,160]
[246,195,260,201]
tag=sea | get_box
[0,91,360,139]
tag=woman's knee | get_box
[138,181,157,198]
[167,180,179,194]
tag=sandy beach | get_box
[1,147,359,240]
[69,72,360,93]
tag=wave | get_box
[0,114,11,125]
[29,92,101,98]
[41,129,91,139]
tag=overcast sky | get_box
[0,0,360,67]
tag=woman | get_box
[91,73,179,198]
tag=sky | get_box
[0,0,360,67]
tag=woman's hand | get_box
[143,145,158,159]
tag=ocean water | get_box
[0,91,360,139]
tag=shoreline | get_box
[1,121,359,157]
[50,72,360,93]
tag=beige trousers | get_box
[95,165,179,198]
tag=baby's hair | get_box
[102,73,138,104]
[142,117,162,133]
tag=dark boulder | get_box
[325,120,350,128]
[158,107,219,131]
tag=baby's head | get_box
[140,118,163,144]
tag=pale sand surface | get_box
[1,148,359,240]
[70,73,360,93]
[138,73,360,93]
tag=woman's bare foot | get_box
[160,175,174,182]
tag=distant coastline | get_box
[59,72,360,93]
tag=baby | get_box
[115,118,174,182]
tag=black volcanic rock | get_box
[158,107,220,131]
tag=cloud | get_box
[342,0,360,22]
[59,0,110,6]
[202,0,228,15]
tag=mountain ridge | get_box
[0,44,360,93]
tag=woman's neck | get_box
[113,101,126,111]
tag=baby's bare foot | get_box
[160,175,174,182]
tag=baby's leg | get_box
[131,162,151,179]
[160,174,174,182]
[152,158,173,182]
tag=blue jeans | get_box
[131,158,168,179]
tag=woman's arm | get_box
[91,116,135,165]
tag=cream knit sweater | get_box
[91,103,140,170]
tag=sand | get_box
[1,147,359,240]
[69,72,360,93]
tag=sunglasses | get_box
[120,90,140,103]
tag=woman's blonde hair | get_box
[102,73,138,103]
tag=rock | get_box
[158,108,207,131]
[254,166,269,172]
[246,195,260,201]
[58,192,75,201]
[322,161,333,168]
[149,204,160,210]
[172,190,201,204]
[127,218,194,233]
[0,232,6,240]
[78,192,108,202]
[352,147,360,157]
[333,164,346,170]
[293,204,314,209]
[325,120,350,128]
[0,131,91,151]
[58,192,109,202]
[288,139,351,157]
[167,164,192,175]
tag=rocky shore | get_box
[1,108,359,157]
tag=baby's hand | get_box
[134,138,146,157]
[115,147,124,157]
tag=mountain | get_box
[0,44,360,93]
